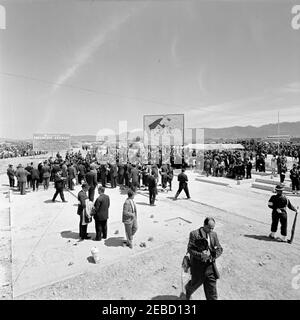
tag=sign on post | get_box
[33,134,71,152]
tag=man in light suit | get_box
[93,186,110,241]
[185,217,223,300]
[15,164,30,195]
[122,189,138,249]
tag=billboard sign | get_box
[143,114,184,146]
[33,134,71,152]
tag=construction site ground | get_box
[1,158,300,300]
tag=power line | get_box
[0,70,273,123]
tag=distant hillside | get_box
[202,121,300,139]
[2,121,300,142]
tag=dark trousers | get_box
[95,220,107,240]
[78,173,85,185]
[291,178,299,191]
[246,170,252,179]
[149,187,157,205]
[124,175,129,187]
[271,211,287,236]
[32,178,39,191]
[110,175,117,188]
[101,175,106,187]
[68,178,74,190]
[280,174,285,184]
[168,178,173,191]
[43,177,50,190]
[19,181,26,195]
[52,187,65,201]
[161,175,168,188]
[186,262,217,300]
[8,177,15,187]
[79,214,88,239]
[118,174,124,185]
[88,187,95,202]
[175,182,190,198]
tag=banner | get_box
[143,114,184,146]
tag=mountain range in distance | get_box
[1,121,300,142]
[70,121,300,142]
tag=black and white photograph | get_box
[1,0,300,305]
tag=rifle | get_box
[288,206,299,244]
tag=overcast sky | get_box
[0,0,300,139]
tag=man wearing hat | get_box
[268,185,298,242]
[7,164,15,188]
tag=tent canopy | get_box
[184,143,244,150]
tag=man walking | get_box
[268,185,298,242]
[93,186,110,241]
[52,169,67,202]
[174,168,190,200]
[185,217,223,300]
[122,189,138,249]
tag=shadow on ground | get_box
[135,201,149,206]
[151,292,186,300]
[104,237,125,247]
[61,230,79,239]
[44,199,55,203]
[244,234,276,242]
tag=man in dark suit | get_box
[7,164,15,188]
[174,168,190,200]
[109,163,118,188]
[41,161,51,190]
[100,164,107,187]
[130,164,140,191]
[118,163,125,187]
[25,163,33,188]
[147,171,157,206]
[77,161,86,185]
[185,217,223,300]
[52,169,67,202]
[67,163,76,190]
[85,166,98,202]
[93,186,110,241]
[77,183,91,240]
[31,165,40,191]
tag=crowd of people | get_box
[0,142,47,159]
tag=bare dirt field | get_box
[1,167,300,300]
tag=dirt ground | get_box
[1,165,300,300]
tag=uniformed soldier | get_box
[268,185,298,242]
